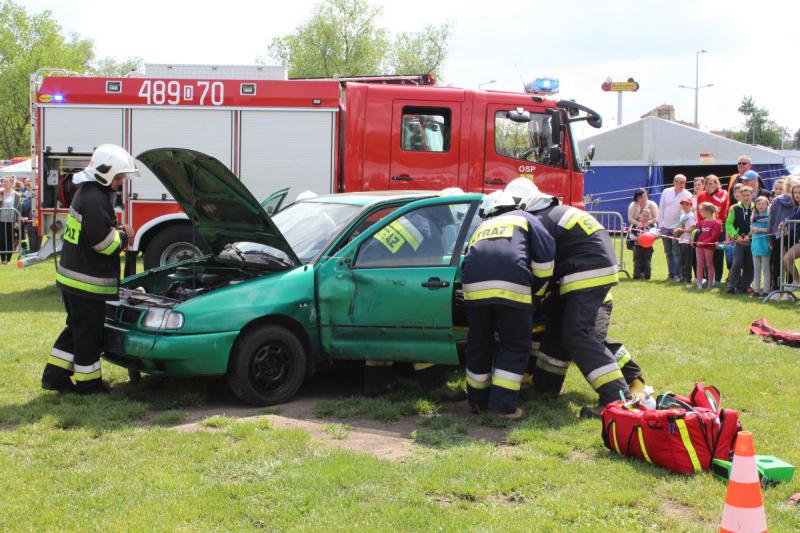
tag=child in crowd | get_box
[696,202,722,289]
[771,178,785,201]
[632,207,657,280]
[750,195,771,297]
[673,197,696,283]
[726,185,755,294]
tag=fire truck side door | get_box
[482,104,567,197]
[389,101,461,190]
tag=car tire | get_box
[227,325,306,406]
[143,225,210,270]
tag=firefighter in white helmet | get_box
[41,144,137,395]
[462,189,555,420]
[507,178,637,418]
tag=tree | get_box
[0,1,94,158]
[88,57,143,77]
[731,95,786,149]
[263,0,452,80]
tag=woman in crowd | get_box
[769,175,800,290]
[695,175,728,287]
[627,188,659,280]
[0,175,22,264]
[779,178,800,285]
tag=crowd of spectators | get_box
[627,156,800,296]
[0,175,33,264]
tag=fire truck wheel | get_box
[143,225,210,269]
[227,325,306,406]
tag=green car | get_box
[104,148,482,405]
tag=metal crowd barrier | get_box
[0,207,22,258]
[587,210,630,278]
[771,219,800,301]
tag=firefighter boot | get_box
[414,363,466,402]
[363,361,397,397]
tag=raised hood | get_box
[137,148,299,265]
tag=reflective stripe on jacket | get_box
[56,182,126,300]
[462,209,555,308]
[531,205,619,295]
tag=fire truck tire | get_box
[143,225,210,269]
[227,325,306,406]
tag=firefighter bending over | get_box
[507,178,633,418]
[461,190,555,420]
[41,145,136,395]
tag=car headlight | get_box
[142,308,184,330]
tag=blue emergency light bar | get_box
[54,94,63,102]
[526,78,559,95]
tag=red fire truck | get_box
[23,65,600,270]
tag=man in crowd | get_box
[658,174,692,282]
[740,170,770,200]
[41,144,135,394]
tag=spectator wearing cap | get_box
[673,197,697,283]
[740,170,770,200]
[657,174,692,281]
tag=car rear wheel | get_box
[143,225,210,270]
[227,325,306,406]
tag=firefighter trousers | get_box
[593,301,644,388]
[533,287,630,405]
[41,291,106,391]
[465,305,531,414]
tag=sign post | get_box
[601,78,640,126]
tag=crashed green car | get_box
[104,148,482,405]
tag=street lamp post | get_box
[678,49,713,128]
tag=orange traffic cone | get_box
[720,431,767,533]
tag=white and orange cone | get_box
[720,431,767,533]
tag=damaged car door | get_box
[317,196,479,363]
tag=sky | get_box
[20,0,800,141]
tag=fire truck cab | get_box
[26,66,600,269]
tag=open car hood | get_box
[137,148,300,265]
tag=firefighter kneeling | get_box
[41,144,136,395]
[507,178,641,418]
[462,191,555,420]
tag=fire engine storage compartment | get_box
[577,116,788,217]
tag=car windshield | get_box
[271,201,362,263]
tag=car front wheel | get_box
[227,325,306,406]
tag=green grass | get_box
[1,249,799,531]
[322,423,352,440]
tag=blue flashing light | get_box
[54,94,64,102]
[527,78,559,95]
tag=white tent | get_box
[0,158,32,179]
[578,116,784,167]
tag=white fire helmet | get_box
[479,190,516,217]
[505,177,539,206]
[83,144,138,187]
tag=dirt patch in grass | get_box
[660,499,693,521]
[566,450,592,463]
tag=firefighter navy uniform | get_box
[462,207,555,415]
[529,202,632,406]
[41,181,127,393]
